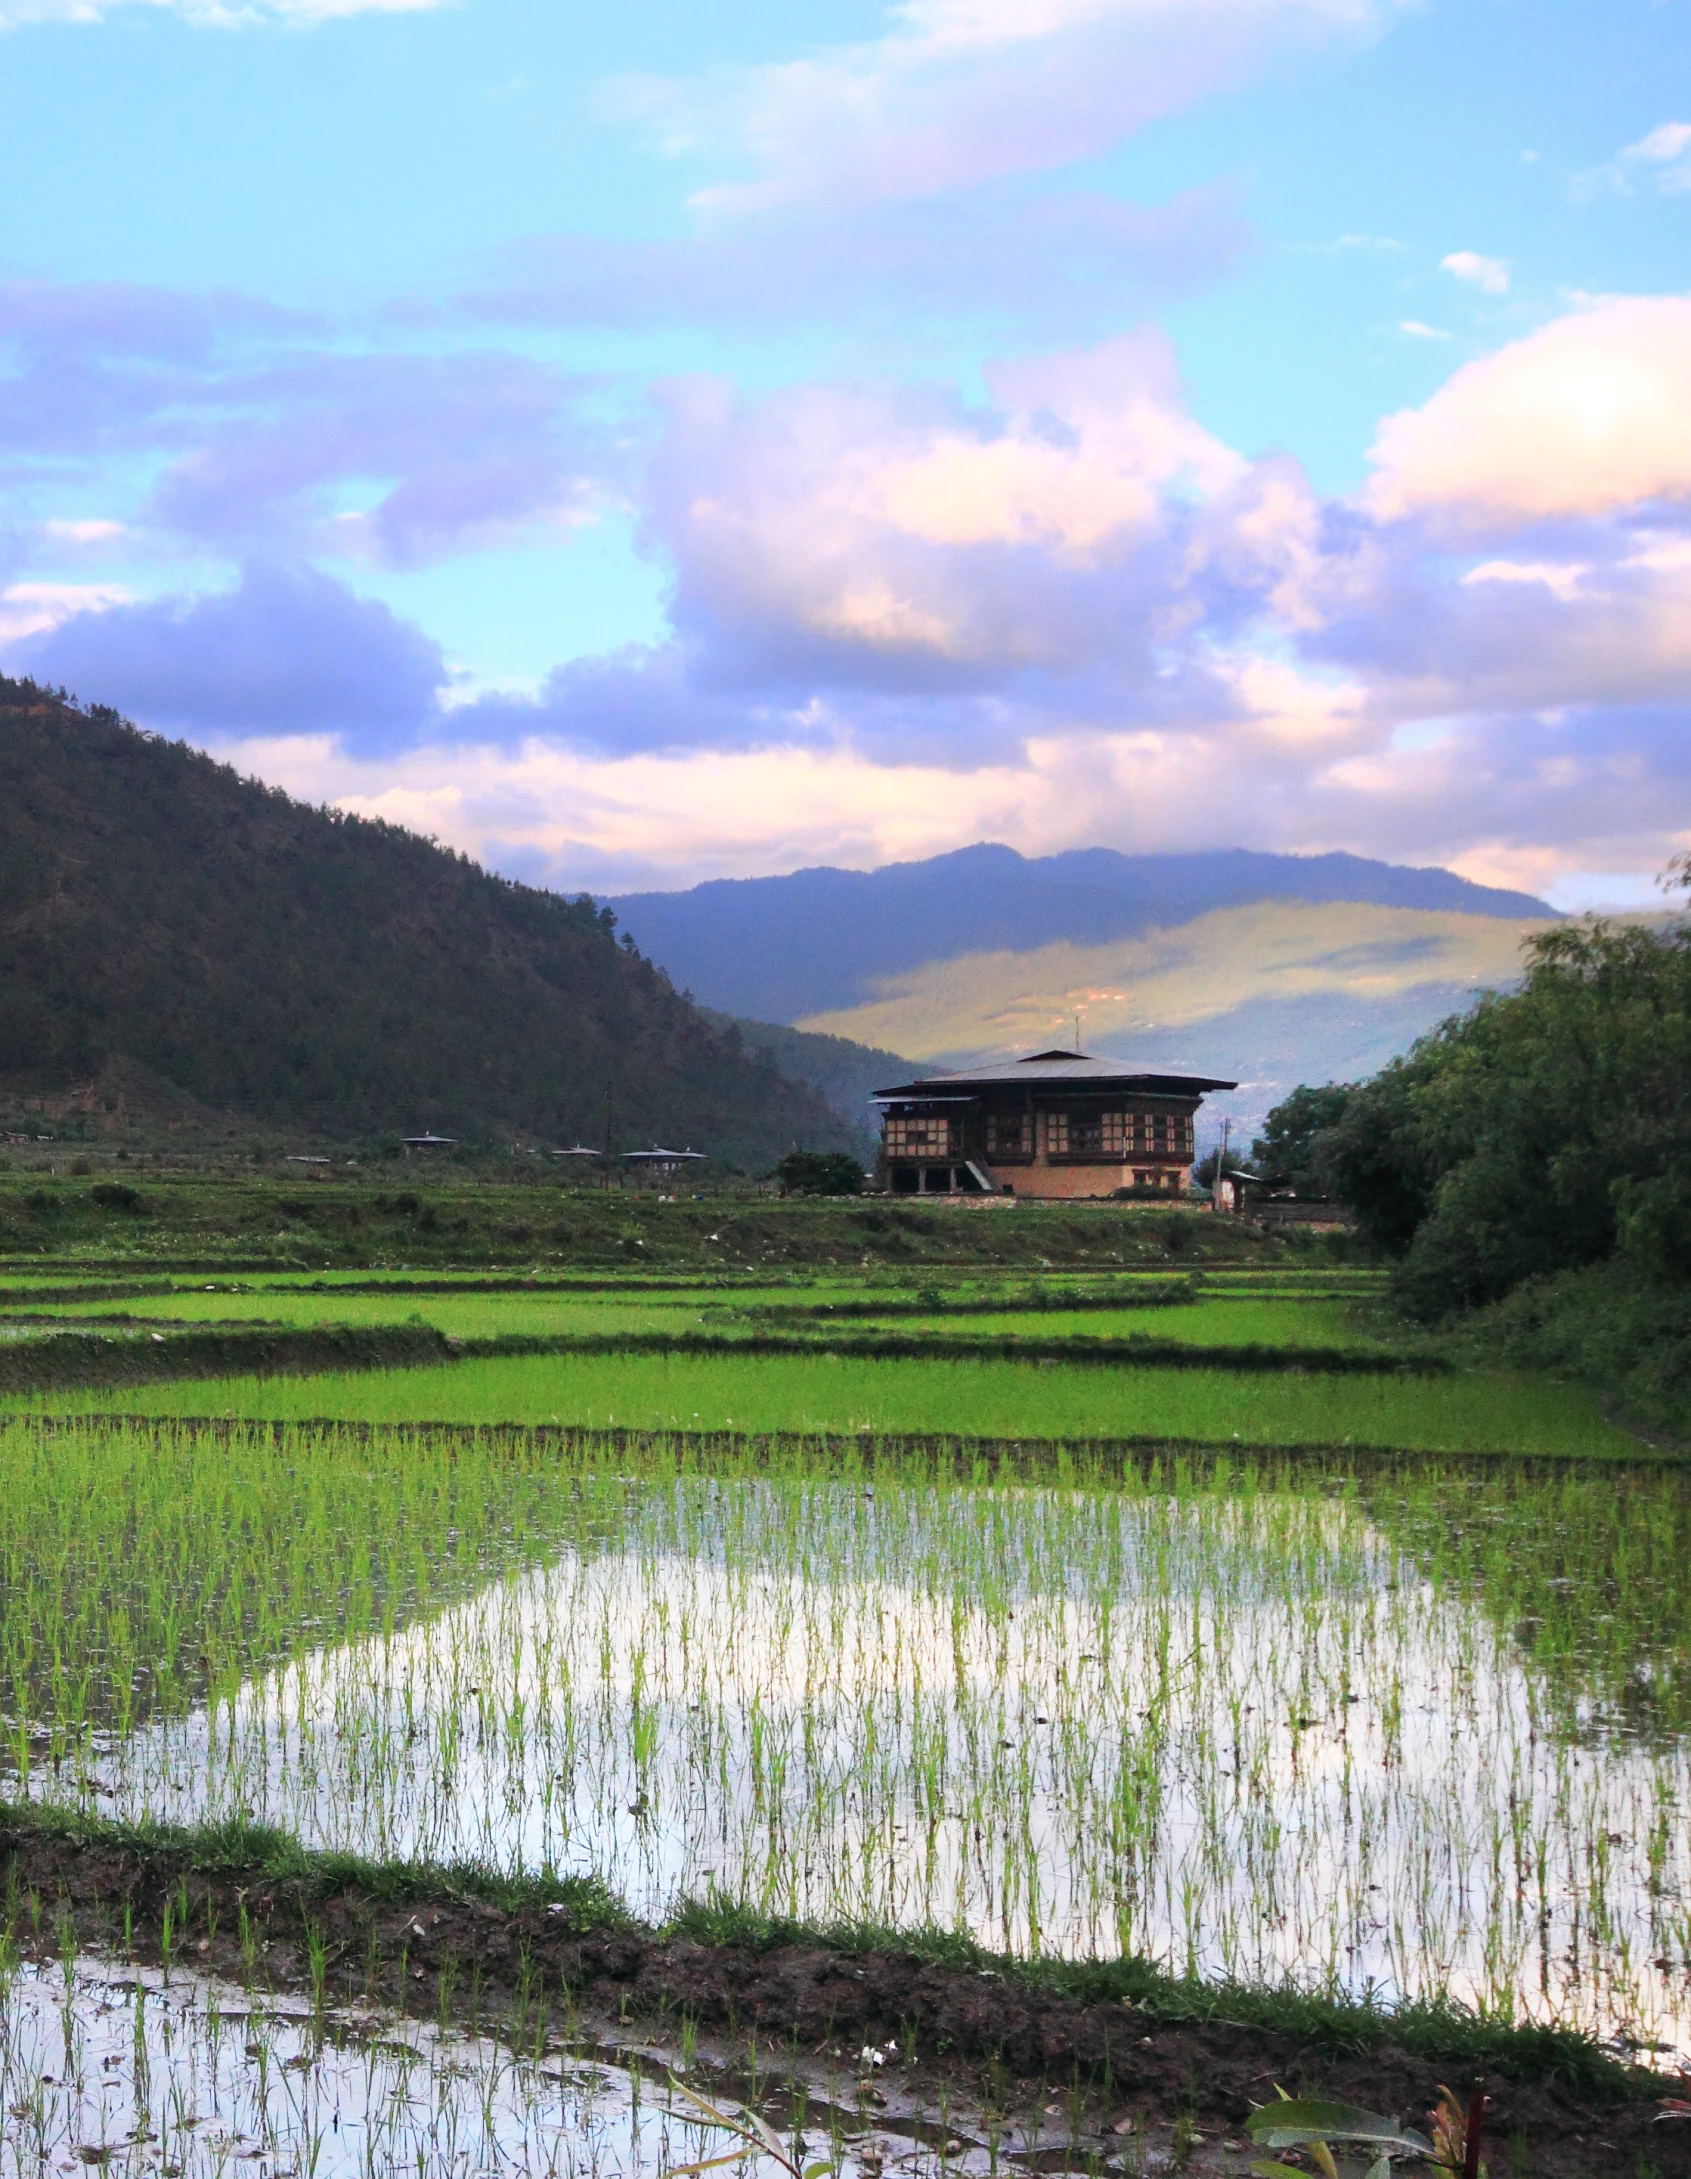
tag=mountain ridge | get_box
[609,843,1554,1023]
[0,680,859,1166]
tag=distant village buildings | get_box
[872,1051,1235,1200]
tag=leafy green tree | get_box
[1319,911,1691,1316]
[1250,1083,1354,1188]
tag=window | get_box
[884,1114,952,1159]
[1067,1111,1132,1157]
[985,1112,1032,1156]
[1043,1111,1070,1155]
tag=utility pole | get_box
[1216,1115,1231,1209]
[603,1082,613,1191]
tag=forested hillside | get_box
[0,679,855,1166]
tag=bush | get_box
[1476,1259,1691,1439]
[776,1150,865,1197]
[89,1181,145,1214]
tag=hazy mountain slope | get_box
[797,900,1553,1133]
[701,1014,914,1145]
[0,680,856,1165]
[609,843,1554,1021]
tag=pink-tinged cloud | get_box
[639,331,1317,703]
[631,0,1385,213]
[6,291,1690,902]
[1366,295,1691,526]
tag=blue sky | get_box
[2,0,1688,903]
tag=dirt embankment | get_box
[2,1820,1683,2179]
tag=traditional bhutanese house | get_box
[872,1050,1236,1200]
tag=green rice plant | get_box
[2,1417,1685,2054]
[0,1941,682,2179]
[6,1346,1638,1457]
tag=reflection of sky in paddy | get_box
[18,1481,1691,2058]
[0,1954,730,2179]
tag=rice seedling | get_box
[0,1946,823,2179]
[1,1416,1686,2057]
[6,1344,1636,1456]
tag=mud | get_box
[3,1822,1686,2178]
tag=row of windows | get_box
[884,1114,954,1158]
[886,1111,1194,1160]
[1045,1112,1191,1157]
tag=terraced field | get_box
[2,1231,1686,2178]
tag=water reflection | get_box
[0,1952,695,2179]
[15,1476,1689,2058]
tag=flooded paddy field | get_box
[2,1262,1688,2174]
[0,1935,974,2179]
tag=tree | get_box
[775,1149,865,1196]
[1320,911,1691,1316]
[1250,1083,1354,1189]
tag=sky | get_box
[1,0,1688,907]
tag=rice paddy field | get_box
[2,1225,1689,2174]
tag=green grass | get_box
[803,1297,1396,1348]
[6,1290,717,1338]
[5,1345,1639,1455]
[0,1797,1646,2096]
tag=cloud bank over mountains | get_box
[2,0,1687,905]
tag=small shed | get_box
[621,1147,707,1189]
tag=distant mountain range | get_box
[610,845,1552,1021]
[610,845,1559,1134]
[0,680,857,1166]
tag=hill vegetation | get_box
[0,678,857,1168]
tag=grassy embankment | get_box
[0,1165,1307,1270]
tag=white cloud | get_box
[1398,319,1450,340]
[0,582,132,643]
[1626,120,1691,163]
[1460,559,1586,603]
[0,0,438,30]
[41,519,128,547]
[642,331,1314,683]
[1622,120,1691,192]
[628,0,1389,213]
[1440,250,1508,296]
[1573,120,1691,200]
[1367,294,1691,524]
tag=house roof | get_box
[873,1050,1237,1099]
